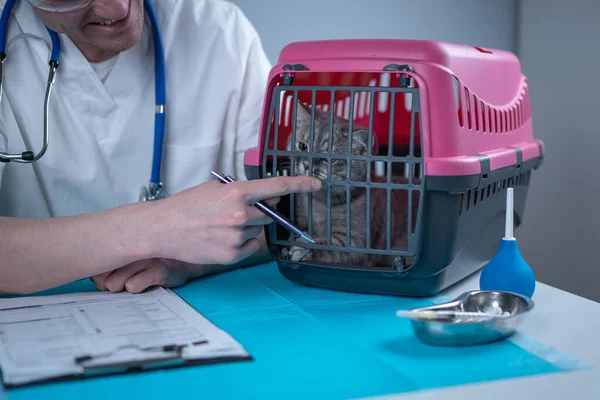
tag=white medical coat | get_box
[0,0,272,217]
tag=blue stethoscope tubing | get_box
[144,0,166,191]
[0,0,167,196]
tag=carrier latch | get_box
[383,64,414,87]
[393,256,416,276]
[281,64,308,85]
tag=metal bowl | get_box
[401,290,534,346]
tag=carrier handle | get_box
[281,63,308,85]
[383,64,414,88]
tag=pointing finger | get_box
[242,176,322,204]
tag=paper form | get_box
[0,287,249,387]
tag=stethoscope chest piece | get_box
[139,182,168,202]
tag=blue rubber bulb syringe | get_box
[479,187,536,299]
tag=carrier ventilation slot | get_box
[458,171,531,216]
[454,75,531,133]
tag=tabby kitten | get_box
[284,101,416,267]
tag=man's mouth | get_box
[97,20,117,26]
[88,0,130,27]
[87,14,127,29]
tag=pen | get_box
[210,170,316,244]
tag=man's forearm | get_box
[0,202,159,294]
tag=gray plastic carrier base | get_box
[245,152,542,297]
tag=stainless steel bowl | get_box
[401,290,534,346]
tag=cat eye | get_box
[297,142,309,152]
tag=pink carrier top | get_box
[244,39,544,177]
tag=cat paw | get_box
[288,245,312,262]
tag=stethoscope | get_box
[0,0,168,202]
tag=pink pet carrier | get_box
[243,39,544,296]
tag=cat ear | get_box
[351,129,378,155]
[295,101,311,125]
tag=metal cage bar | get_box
[386,92,396,251]
[289,91,299,239]
[307,91,316,237]
[366,90,375,250]
[346,90,355,249]
[327,94,335,246]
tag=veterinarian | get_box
[0,0,322,294]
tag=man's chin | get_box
[81,20,143,54]
[88,35,141,57]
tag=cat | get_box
[282,101,419,268]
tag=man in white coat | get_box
[0,0,321,294]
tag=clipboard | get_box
[2,343,252,389]
[0,286,253,389]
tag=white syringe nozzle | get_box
[505,187,514,239]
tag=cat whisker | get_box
[329,187,348,206]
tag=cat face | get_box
[285,102,377,183]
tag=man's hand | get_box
[91,230,273,294]
[93,175,320,294]
[91,259,187,293]
[148,175,321,266]
[91,258,259,294]
[91,258,215,294]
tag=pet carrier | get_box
[243,39,544,297]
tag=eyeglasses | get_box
[26,0,93,13]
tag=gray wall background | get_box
[231,0,599,302]
[516,0,599,302]
[232,0,518,63]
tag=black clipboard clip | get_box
[74,344,190,377]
